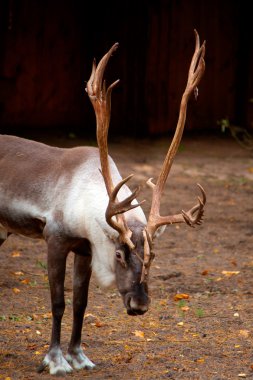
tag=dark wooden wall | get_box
[0,0,252,137]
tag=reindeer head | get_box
[86,30,206,316]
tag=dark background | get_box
[0,0,252,139]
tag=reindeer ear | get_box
[95,218,118,242]
[153,225,167,239]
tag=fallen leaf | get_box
[238,374,246,378]
[133,330,145,338]
[201,270,209,275]
[239,329,250,338]
[177,322,184,327]
[222,270,240,277]
[21,278,30,285]
[84,313,97,318]
[14,271,24,276]
[42,312,52,319]
[84,313,99,324]
[247,167,253,173]
[12,288,20,294]
[149,321,158,327]
[196,357,205,363]
[95,320,104,328]
[11,251,21,257]
[174,293,189,301]
[36,330,41,335]
[181,306,190,312]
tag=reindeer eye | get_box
[115,250,123,260]
[115,250,127,268]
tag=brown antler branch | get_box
[139,30,207,283]
[86,43,143,249]
[148,183,206,229]
[86,43,119,195]
[140,228,155,283]
[105,174,145,231]
[146,29,206,240]
[181,184,206,227]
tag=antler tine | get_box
[105,174,145,234]
[86,43,119,99]
[86,43,144,249]
[189,30,202,76]
[197,183,206,204]
[181,184,206,227]
[93,43,119,96]
[86,44,120,195]
[86,59,96,96]
[110,174,140,204]
[146,30,206,239]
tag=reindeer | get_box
[0,30,206,375]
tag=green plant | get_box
[194,307,205,318]
[9,314,21,321]
[177,299,187,308]
[37,260,47,270]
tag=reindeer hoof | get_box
[38,349,73,376]
[66,348,96,370]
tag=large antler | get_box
[86,43,143,249]
[146,30,206,240]
[139,30,207,282]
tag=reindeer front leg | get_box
[66,245,95,370]
[38,237,73,376]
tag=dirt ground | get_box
[0,133,253,380]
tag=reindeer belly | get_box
[0,200,46,238]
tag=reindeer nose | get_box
[125,293,150,315]
[129,297,149,314]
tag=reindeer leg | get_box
[66,241,95,370]
[37,236,73,376]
